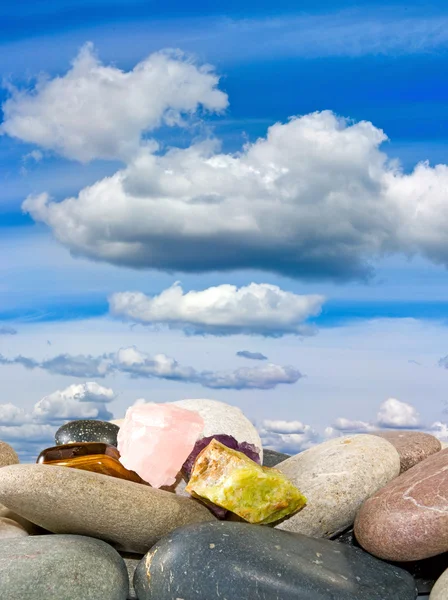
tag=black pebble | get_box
[55,419,120,447]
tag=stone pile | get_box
[0,399,446,599]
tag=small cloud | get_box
[258,419,319,454]
[0,326,17,335]
[0,382,117,461]
[109,282,324,337]
[236,350,268,361]
[438,355,448,369]
[377,397,421,429]
[331,417,376,433]
[23,150,43,163]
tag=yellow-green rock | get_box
[185,439,306,524]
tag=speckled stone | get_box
[55,419,120,447]
[372,430,442,473]
[0,441,19,467]
[134,521,417,600]
[430,567,448,599]
[355,448,448,561]
[262,448,291,467]
[0,516,29,539]
[0,464,216,554]
[0,534,128,600]
[274,434,400,538]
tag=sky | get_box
[1,0,448,461]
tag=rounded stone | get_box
[274,434,400,538]
[0,464,216,554]
[0,502,47,534]
[134,521,417,600]
[0,534,129,600]
[354,448,448,561]
[0,441,19,467]
[55,419,119,447]
[171,398,263,462]
[372,430,442,472]
[430,567,448,599]
[0,516,29,539]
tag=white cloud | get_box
[21,108,448,280]
[109,282,324,336]
[32,382,116,423]
[331,417,376,433]
[0,346,303,390]
[1,43,228,162]
[258,419,319,453]
[376,397,421,428]
[428,421,448,443]
[0,382,117,461]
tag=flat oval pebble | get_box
[0,464,216,554]
[262,448,291,467]
[0,534,128,600]
[0,516,29,539]
[55,419,120,447]
[430,567,448,599]
[373,430,442,472]
[0,440,19,467]
[274,434,400,538]
[134,521,417,600]
[355,448,448,561]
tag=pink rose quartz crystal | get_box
[117,402,204,488]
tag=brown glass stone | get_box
[41,454,149,486]
[37,442,120,464]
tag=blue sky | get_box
[1,1,448,460]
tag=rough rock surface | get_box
[0,441,19,467]
[373,430,441,472]
[0,516,29,539]
[274,434,400,537]
[430,567,448,599]
[355,448,448,561]
[0,464,216,554]
[134,521,417,600]
[0,534,129,600]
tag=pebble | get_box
[334,527,448,596]
[0,440,19,467]
[262,448,291,467]
[134,520,417,600]
[355,448,448,561]
[430,567,448,599]
[0,516,29,539]
[0,534,129,600]
[0,464,216,554]
[373,430,441,472]
[55,419,120,447]
[0,501,45,534]
[274,434,400,537]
